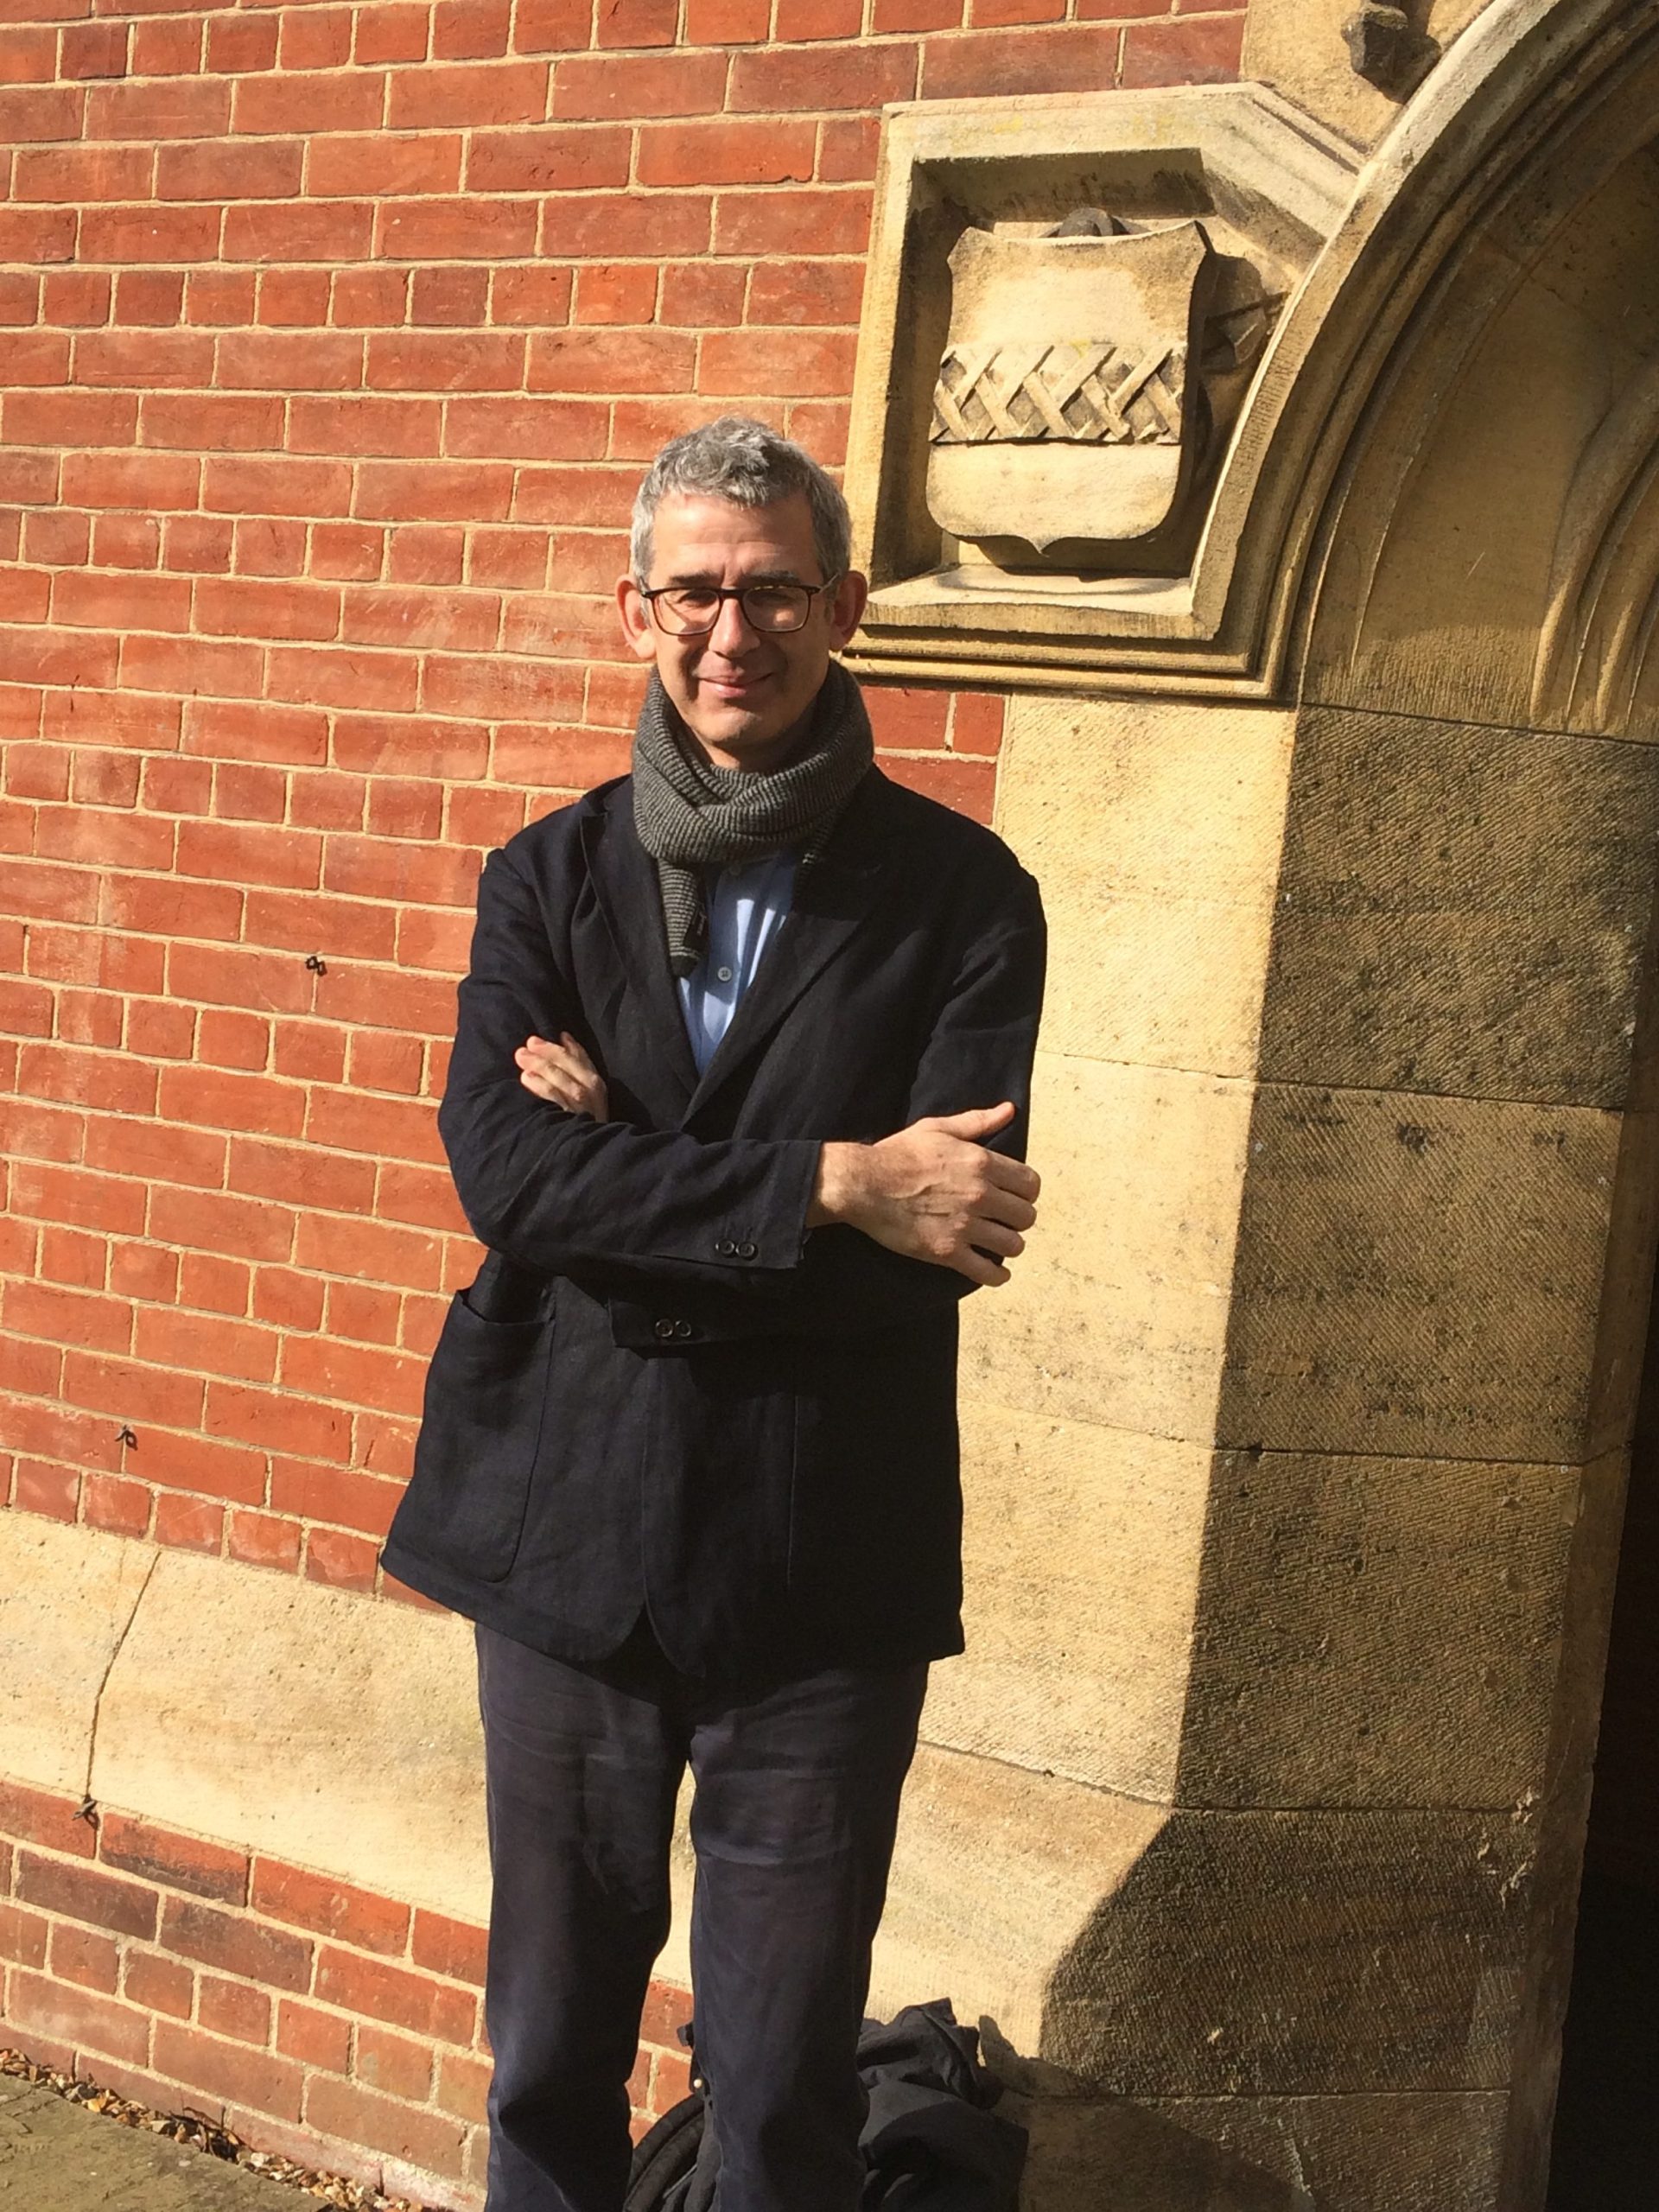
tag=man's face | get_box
[616,490,868,772]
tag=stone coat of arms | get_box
[926,218,1220,566]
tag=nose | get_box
[705,591,760,657]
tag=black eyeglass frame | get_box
[637,575,845,637]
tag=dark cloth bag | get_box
[625,2000,1027,2212]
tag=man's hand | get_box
[514,1033,610,1120]
[808,1102,1039,1287]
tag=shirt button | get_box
[715,1238,737,1256]
[737,1241,757,1260]
[715,965,734,982]
[653,1319,677,1340]
[674,1319,694,1339]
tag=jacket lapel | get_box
[681,772,899,1126]
[580,795,700,1116]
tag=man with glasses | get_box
[382,416,1046,2212]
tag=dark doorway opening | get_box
[1547,1264,1659,2210]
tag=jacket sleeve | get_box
[438,844,823,1291]
[605,855,1048,1346]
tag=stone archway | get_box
[858,8,1659,2209]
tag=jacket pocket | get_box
[395,1284,556,1583]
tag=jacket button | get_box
[674,1319,694,1339]
[714,1237,736,1256]
[653,1318,677,1339]
[737,1241,757,1259]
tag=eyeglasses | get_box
[639,576,842,637]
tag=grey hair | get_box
[630,415,851,584]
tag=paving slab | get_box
[0,2075,295,2211]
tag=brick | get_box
[153,2021,304,2120]
[113,269,184,325]
[155,137,301,200]
[385,58,548,129]
[226,198,375,263]
[434,0,512,57]
[339,587,498,654]
[159,1896,312,1993]
[151,1494,226,1555]
[882,751,995,822]
[83,1471,152,1537]
[121,633,263,702]
[310,522,385,580]
[597,0,676,41]
[309,129,461,198]
[572,260,656,323]
[365,330,525,393]
[0,207,75,262]
[11,1460,80,1521]
[332,266,409,327]
[217,330,364,391]
[436,2047,491,2123]
[129,16,201,73]
[467,527,549,589]
[251,1859,410,1957]
[465,125,626,197]
[420,649,585,724]
[7,1970,149,2065]
[199,1974,272,2045]
[184,269,257,325]
[124,1948,196,2018]
[5,1278,132,1356]
[265,644,420,715]
[52,1920,122,1993]
[685,0,769,38]
[410,264,489,324]
[251,1264,327,1330]
[355,2022,434,2101]
[73,328,214,389]
[512,0,590,48]
[8,1160,145,1237]
[4,387,137,447]
[276,1997,351,2070]
[207,13,278,71]
[445,395,606,460]
[0,1903,50,1971]
[148,1184,297,1270]
[354,2,430,63]
[141,392,283,451]
[658,257,745,327]
[698,328,856,397]
[747,257,864,326]
[79,205,224,264]
[304,1528,379,1591]
[776,0,859,27]
[0,82,81,139]
[638,118,816,188]
[729,40,916,109]
[17,1850,159,1939]
[920,22,1122,97]
[529,324,693,391]
[377,194,536,261]
[972,0,1063,17]
[205,1379,350,1463]
[553,48,725,120]
[277,7,352,69]
[542,189,710,257]
[232,67,385,136]
[410,1910,487,1987]
[95,1814,250,1920]
[715,187,869,256]
[223,1508,302,1574]
[1121,11,1246,86]
[950,690,1005,754]
[304,2073,468,2179]
[133,1306,278,1387]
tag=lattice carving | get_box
[930,339,1186,448]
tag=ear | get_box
[826,569,869,651]
[615,575,658,664]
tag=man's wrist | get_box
[808,1141,871,1230]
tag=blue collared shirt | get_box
[677,847,798,1074]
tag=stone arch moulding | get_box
[840,0,1659,699]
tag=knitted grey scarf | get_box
[631,658,874,978]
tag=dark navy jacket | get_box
[379,761,1046,1676]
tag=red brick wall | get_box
[0,1777,690,2205]
[0,0,1244,2183]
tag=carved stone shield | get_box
[926,219,1217,562]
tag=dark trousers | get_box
[475,1619,929,2212]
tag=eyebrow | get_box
[659,566,817,587]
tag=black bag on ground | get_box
[624,1999,1027,2212]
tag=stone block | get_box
[1241,0,1489,151]
[1217,1083,1620,1461]
[962,1050,1253,1443]
[1040,1804,1535,2095]
[1174,1448,1612,1809]
[90,1547,490,1927]
[930,1405,1210,1800]
[996,696,1294,1079]
[0,1515,156,1802]
[1144,2089,1508,2212]
[1256,706,1659,1109]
